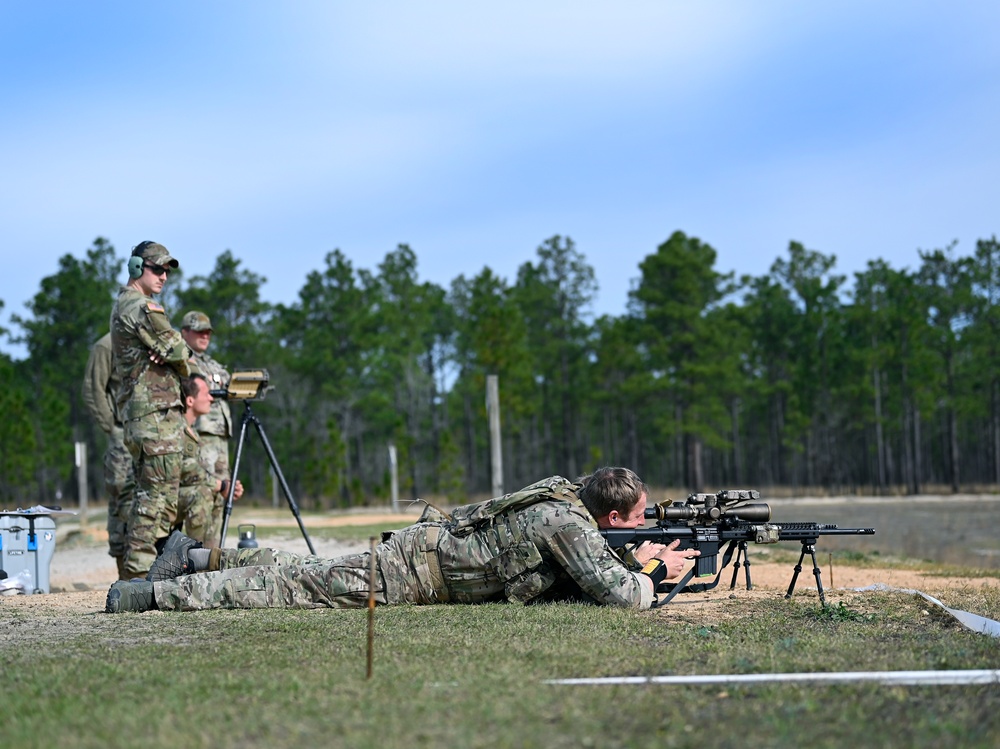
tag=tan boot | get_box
[115,556,128,581]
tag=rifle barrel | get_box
[600,523,875,548]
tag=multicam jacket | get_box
[110,286,190,419]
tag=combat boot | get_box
[147,530,203,582]
[105,580,155,613]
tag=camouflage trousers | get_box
[104,424,134,560]
[123,408,185,577]
[153,523,451,611]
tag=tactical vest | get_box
[443,475,585,536]
[416,476,593,604]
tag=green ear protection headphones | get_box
[128,241,156,279]
[127,255,145,279]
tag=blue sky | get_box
[2,2,998,358]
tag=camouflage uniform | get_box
[184,312,232,537]
[110,246,189,577]
[81,332,134,570]
[173,425,224,547]
[151,476,654,612]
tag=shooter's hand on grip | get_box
[654,539,701,580]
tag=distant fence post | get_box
[74,441,88,525]
[388,443,399,512]
[487,375,503,497]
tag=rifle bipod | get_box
[729,539,753,591]
[785,540,827,606]
[729,537,831,606]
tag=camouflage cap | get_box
[181,311,213,332]
[133,241,179,269]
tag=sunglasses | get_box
[143,264,171,277]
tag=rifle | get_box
[599,490,875,607]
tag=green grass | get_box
[3,587,1000,748]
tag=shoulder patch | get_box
[146,301,166,314]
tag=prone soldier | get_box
[106,467,699,613]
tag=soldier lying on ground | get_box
[105,466,699,613]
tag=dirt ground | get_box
[2,511,998,618]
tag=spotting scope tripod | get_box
[211,370,316,554]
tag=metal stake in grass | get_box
[367,535,377,680]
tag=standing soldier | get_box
[81,331,133,579]
[180,310,232,543]
[110,241,189,579]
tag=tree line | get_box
[1,231,998,508]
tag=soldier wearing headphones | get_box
[109,241,190,579]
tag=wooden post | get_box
[367,536,377,679]
[487,375,503,497]
[74,441,88,526]
[388,443,399,512]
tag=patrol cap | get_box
[181,311,213,332]
[133,241,179,269]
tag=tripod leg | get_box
[742,543,753,591]
[806,544,827,607]
[219,409,252,547]
[250,413,316,555]
[729,542,744,590]
[785,545,807,599]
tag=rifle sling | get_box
[653,539,740,607]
